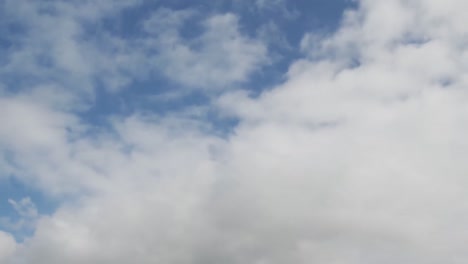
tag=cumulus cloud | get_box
[0,231,16,263]
[2,0,468,263]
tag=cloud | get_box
[0,231,16,263]
[1,0,266,98]
[0,0,142,94]
[2,0,468,263]
[143,10,268,90]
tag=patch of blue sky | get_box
[0,176,58,242]
[80,81,239,137]
[78,0,355,133]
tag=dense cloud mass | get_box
[1,0,468,263]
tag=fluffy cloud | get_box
[0,0,266,96]
[2,0,468,263]
[143,10,268,90]
[0,231,16,263]
[0,0,143,94]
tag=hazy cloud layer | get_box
[2,0,468,263]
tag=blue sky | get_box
[2,0,468,263]
[0,0,353,240]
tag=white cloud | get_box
[0,0,146,98]
[1,1,269,97]
[143,11,268,90]
[0,231,16,263]
[2,0,468,263]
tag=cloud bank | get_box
[1,0,468,263]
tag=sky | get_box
[1,0,468,263]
